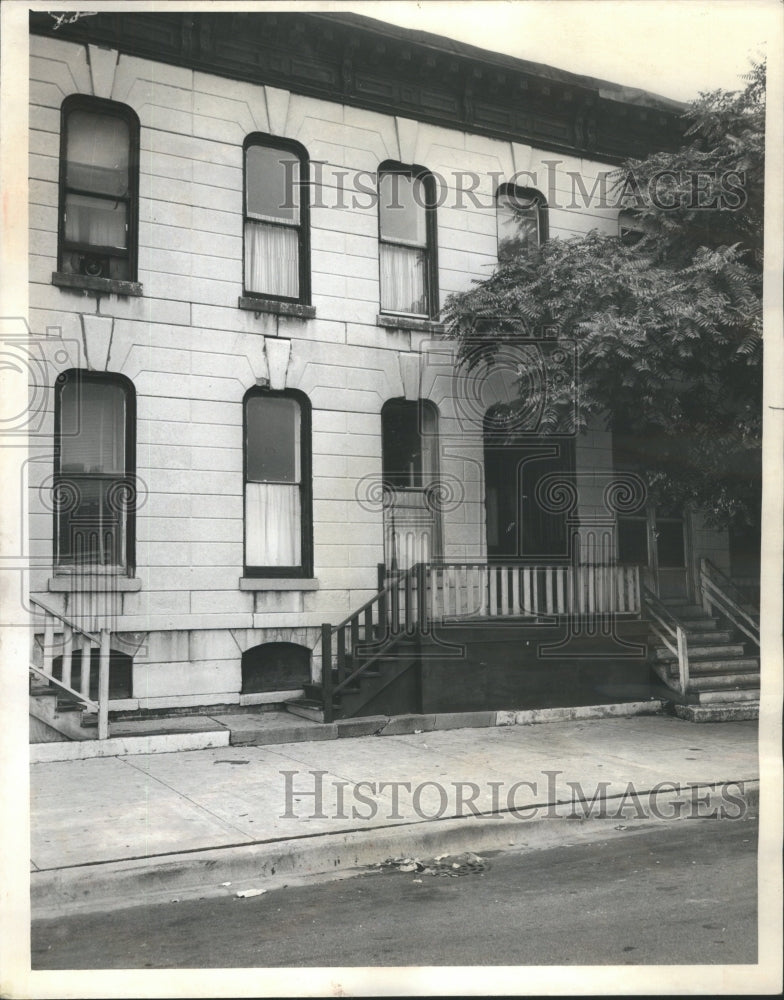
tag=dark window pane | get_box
[379,173,427,247]
[617,517,648,563]
[657,519,685,567]
[382,400,436,487]
[66,109,130,196]
[60,380,126,474]
[246,145,299,224]
[246,395,300,483]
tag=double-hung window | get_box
[378,163,438,318]
[244,390,312,577]
[54,371,136,572]
[496,185,547,259]
[243,136,310,303]
[58,97,139,281]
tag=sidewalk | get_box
[30,714,759,918]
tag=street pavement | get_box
[30,715,759,918]
[32,817,758,968]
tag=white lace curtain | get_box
[380,244,427,315]
[245,222,299,298]
[245,483,301,567]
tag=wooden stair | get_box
[650,599,759,721]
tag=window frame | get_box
[53,369,136,575]
[243,387,313,578]
[377,161,439,320]
[495,184,548,255]
[57,95,140,283]
[242,133,311,306]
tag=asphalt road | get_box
[33,816,757,969]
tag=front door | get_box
[483,435,574,561]
[617,505,690,599]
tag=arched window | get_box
[496,185,547,257]
[54,370,136,571]
[243,134,310,303]
[58,96,139,281]
[244,389,312,576]
[378,162,439,318]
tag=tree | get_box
[443,61,764,531]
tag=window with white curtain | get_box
[244,390,312,576]
[55,371,135,570]
[496,185,547,260]
[244,137,309,302]
[378,163,438,318]
[58,97,139,281]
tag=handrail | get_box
[29,663,99,712]
[699,558,759,647]
[29,595,111,739]
[30,595,100,644]
[641,585,690,694]
[321,564,421,721]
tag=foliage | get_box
[443,62,765,529]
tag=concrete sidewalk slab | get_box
[30,716,759,917]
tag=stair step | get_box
[654,643,745,662]
[674,702,759,723]
[672,658,760,675]
[681,630,732,643]
[29,685,57,697]
[686,673,760,691]
[286,700,337,723]
[696,688,760,704]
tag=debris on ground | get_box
[380,852,488,877]
[236,887,267,898]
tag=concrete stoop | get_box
[673,701,760,723]
[30,700,665,761]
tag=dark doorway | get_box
[483,413,575,561]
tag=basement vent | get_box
[52,648,132,700]
[241,642,310,694]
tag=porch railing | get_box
[320,561,641,720]
[30,595,111,740]
[428,562,640,619]
[699,558,760,648]
[641,585,690,694]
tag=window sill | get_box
[238,297,316,320]
[48,576,142,592]
[377,314,445,334]
[52,272,143,297]
[239,577,319,591]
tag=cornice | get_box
[30,11,685,163]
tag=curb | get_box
[30,700,665,762]
[31,778,758,919]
